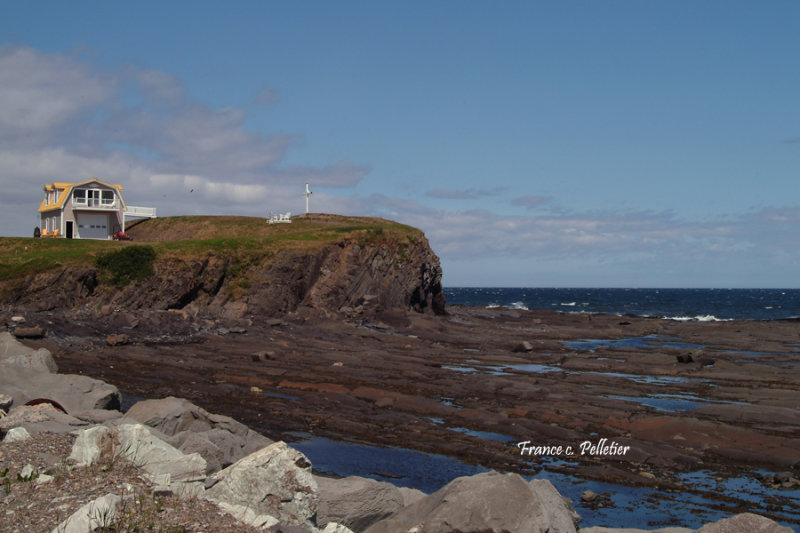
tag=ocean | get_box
[443,287,800,321]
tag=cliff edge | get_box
[0,214,445,319]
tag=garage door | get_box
[77,213,110,239]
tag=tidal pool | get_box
[288,433,800,531]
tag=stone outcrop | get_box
[315,475,406,532]
[581,513,795,532]
[50,493,122,533]
[0,403,90,435]
[123,396,273,473]
[0,331,57,372]
[0,332,120,438]
[205,441,319,529]
[1,216,446,319]
[696,513,795,533]
[0,364,120,415]
[365,471,580,533]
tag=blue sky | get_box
[2,1,799,287]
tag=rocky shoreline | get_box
[2,306,799,532]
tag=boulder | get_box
[0,331,57,373]
[116,423,207,481]
[12,326,45,339]
[168,428,243,474]
[581,513,794,533]
[205,441,318,529]
[49,493,121,533]
[322,524,357,533]
[3,426,31,442]
[0,393,12,411]
[513,340,535,352]
[105,333,130,346]
[315,475,405,532]
[0,403,89,435]
[72,408,124,425]
[397,487,426,507]
[68,425,115,466]
[124,396,272,472]
[365,471,579,533]
[581,526,692,533]
[68,423,207,497]
[0,364,120,414]
[696,513,795,532]
[215,502,280,530]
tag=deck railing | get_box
[124,206,157,218]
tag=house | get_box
[37,178,156,239]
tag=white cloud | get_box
[0,45,371,236]
[0,46,113,141]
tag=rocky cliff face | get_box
[1,229,445,319]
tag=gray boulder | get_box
[581,513,793,533]
[581,526,695,533]
[0,393,13,411]
[68,425,115,466]
[2,426,31,442]
[12,326,45,339]
[168,428,243,474]
[0,364,120,414]
[205,441,318,529]
[397,486,426,507]
[0,404,89,435]
[49,493,121,533]
[696,513,795,533]
[365,471,579,533]
[315,475,405,532]
[124,396,272,473]
[68,423,207,498]
[0,331,57,373]
[116,423,206,480]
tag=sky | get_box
[1,1,799,288]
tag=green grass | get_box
[0,214,423,283]
[0,238,122,281]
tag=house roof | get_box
[38,178,125,213]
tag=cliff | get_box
[0,214,445,319]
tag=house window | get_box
[101,190,114,205]
[73,189,87,205]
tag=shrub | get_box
[95,245,157,287]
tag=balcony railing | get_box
[124,206,157,218]
[72,199,118,209]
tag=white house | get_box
[37,178,156,239]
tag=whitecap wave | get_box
[667,315,732,322]
[560,302,577,307]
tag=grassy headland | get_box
[0,214,421,283]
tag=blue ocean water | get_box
[444,287,800,321]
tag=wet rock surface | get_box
[12,306,800,529]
